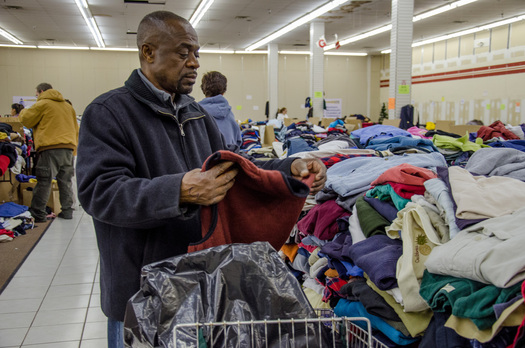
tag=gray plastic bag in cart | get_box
[123,242,337,347]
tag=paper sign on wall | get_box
[323,98,342,118]
[388,98,395,110]
[253,105,259,111]
[314,91,323,98]
[398,85,410,94]
[486,104,491,110]
[236,105,242,110]
[13,96,37,108]
[500,104,505,110]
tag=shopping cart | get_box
[172,308,389,348]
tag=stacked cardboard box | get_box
[0,172,19,204]
[19,181,60,213]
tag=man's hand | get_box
[180,161,239,205]
[290,158,327,194]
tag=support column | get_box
[310,20,325,118]
[268,43,279,119]
[388,0,414,118]
[367,55,371,119]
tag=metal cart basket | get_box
[172,309,389,348]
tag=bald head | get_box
[137,11,188,54]
[136,10,200,95]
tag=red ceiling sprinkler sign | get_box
[318,36,327,48]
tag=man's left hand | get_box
[290,158,327,194]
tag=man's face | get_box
[146,20,200,95]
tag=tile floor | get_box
[0,207,107,348]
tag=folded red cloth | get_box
[371,163,437,187]
[188,151,313,253]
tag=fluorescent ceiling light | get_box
[278,50,367,56]
[326,0,479,51]
[380,14,525,53]
[246,0,349,51]
[413,0,478,22]
[189,0,215,28]
[234,50,268,54]
[0,44,35,48]
[91,47,138,52]
[325,51,367,56]
[37,45,90,50]
[412,15,525,47]
[199,49,234,54]
[279,50,310,55]
[325,25,391,50]
[74,0,105,48]
[0,27,23,45]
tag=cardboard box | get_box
[22,188,32,207]
[47,190,60,213]
[308,117,320,126]
[344,118,362,129]
[435,120,455,132]
[0,117,25,136]
[19,181,36,193]
[21,184,60,213]
[344,124,357,133]
[321,117,336,128]
[0,172,19,203]
[262,125,275,146]
[381,119,401,127]
[283,118,300,127]
[451,124,482,136]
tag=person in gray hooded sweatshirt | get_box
[199,71,242,147]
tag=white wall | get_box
[379,20,525,125]
[0,49,369,122]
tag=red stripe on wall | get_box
[379,60,525,87]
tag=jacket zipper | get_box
[157,109,205,167]
[179,115,206,136]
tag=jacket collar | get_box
[124,69,196,114]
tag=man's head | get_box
[36,82,53,97]
[200,71,227,98]
[137,11,200,96]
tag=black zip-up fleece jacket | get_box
[76,69,296,321]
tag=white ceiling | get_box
[0,0,523,54]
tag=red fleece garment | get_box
[296,199,351,241]
[188,151,313,253]
[385,181,426,199]
[0,155,10,176]
[477,120,520,141]
[371,163,437,187]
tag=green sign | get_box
[398,85,410,94]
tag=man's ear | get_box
[141,43,155,63]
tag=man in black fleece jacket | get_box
[76,10,326,348]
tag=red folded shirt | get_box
[371,163,437,187]
[188,151,313,253]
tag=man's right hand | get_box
[180,161,239,205]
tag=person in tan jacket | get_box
[19,82,79,222]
